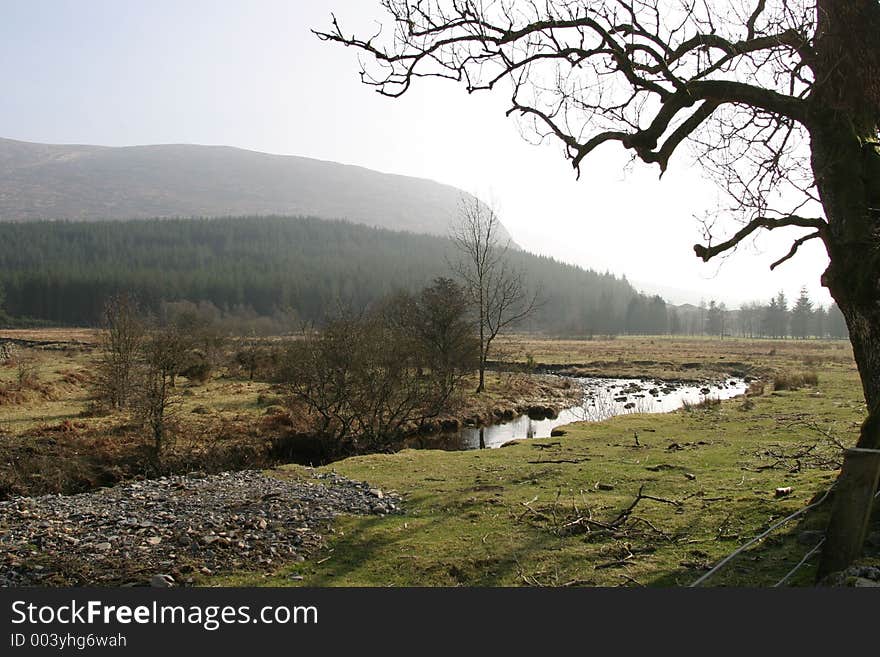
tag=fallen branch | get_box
[610,485,681,527]
[527,458,591,464]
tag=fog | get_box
[0,0,832,307]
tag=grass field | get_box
[209,335,870,587]
[1,330,872,585]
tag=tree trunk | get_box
[476,303,486,393]
[810,81,880,576]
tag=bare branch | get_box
[694,215,826,262]
[770,230,823,270]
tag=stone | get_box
[0,469,401,587]
[150,574,175,588]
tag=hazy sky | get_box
[0,0,832,306]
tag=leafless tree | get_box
[280,306,467,453]
[134,328,184,463]
[95,293,145,409]
[317,1,880,575]
[450,196,538,392]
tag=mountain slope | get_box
[0,137,512,240]
[0,216,643,332]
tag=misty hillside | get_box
[0,138,513,241]
[0,216,649,333]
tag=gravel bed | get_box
[0,469,400,586]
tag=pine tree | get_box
[790,287,814,339]
[706,300,725,337]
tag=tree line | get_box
[0,216,650,334]
[677,288,848,339]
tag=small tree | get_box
[134,327,183,463]
[160,301,227,378]
[235,337,274,381]
[451,197,537,393]
[384,277,479,397]
[280,300,472,453]
[95,293,145,409]
[790,287,814,339]
[150,308,201,388]
[706,300,726,338]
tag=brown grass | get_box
[773,370,820,391]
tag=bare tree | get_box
[280,306,466,453]
[95,293,144,409]
[317,1,880,575]
[135,327,183,463]
[451,196,537,393]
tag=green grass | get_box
[211,359,864,587]
[2,332,868,585]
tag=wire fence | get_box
[691,476,880,587]
[689,484,837,587]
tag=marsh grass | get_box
[773,371,820,391]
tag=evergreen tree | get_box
[812,305,827,338]
[790,287,814,338]
[827,303,849,339]
[0,216,643,333]
[706,300,726,337]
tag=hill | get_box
[0,216,652,334]
[0,137,513,241]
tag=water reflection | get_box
[419,375,748,451]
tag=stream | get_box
[427,375,749,451]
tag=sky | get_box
[0,0,833,307]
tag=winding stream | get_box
[431,376,748,450]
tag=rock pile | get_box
[0,469,399,586]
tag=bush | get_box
[278,303,471,452]
[180,356,212,384]
[773,371,819,391]
[746,381,765,397]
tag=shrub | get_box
[746,381,765,397]
[773,371,819,391]
[180,356,212,384]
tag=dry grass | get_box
[0,328,102,344]
[773,371,820,391]
[0,331,857,501]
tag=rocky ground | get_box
[0,469,400,587]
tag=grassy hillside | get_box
[0,137,514,241]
